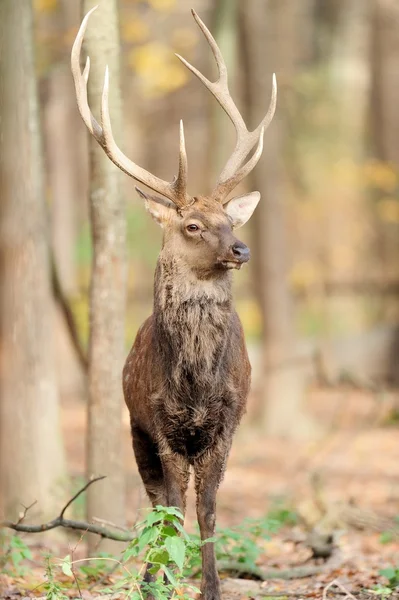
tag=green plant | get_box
[77,552,114,580]
[0,534,32,575]
[380,566,399,590]
[185,514,282,577]
[369,585,394,598]
[369,566,399,597]
[43,555,69,600]
[118,505,202,599]
[58,506,203,599]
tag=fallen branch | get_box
[217,560,327,581]
[1,476,135,543]
[323,579,357,600]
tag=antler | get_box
[176,9,277,204]
[71,6,190,208]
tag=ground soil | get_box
[1,386,398,599]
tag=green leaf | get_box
[380,532,393,545]
[381,567,397,581]
[61,555,73,578]
[147,549,169,566]
[145,511,164,527]
[162,525,178,537]
[123,544,140,561]
[158,506,184,519]
[165,536,186,571]
[137,526,159,553]
[173,520,190,540]
[163,565,178,587]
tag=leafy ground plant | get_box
[368,566,399,597]
[185,511,290,576]
[58,505,204,599]
[2,505,286,598]
[0,534,32,576]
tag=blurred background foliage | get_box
[34,0,399,343]
[1,0,399,525]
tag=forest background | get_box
[0,0,398,598]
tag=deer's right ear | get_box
[135,187,175,228]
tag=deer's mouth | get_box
[217,259,243,270]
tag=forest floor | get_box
[1,386,399,599]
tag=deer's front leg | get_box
[194,444,229,600]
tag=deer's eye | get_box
[187,224,199,232]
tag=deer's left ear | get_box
[135,186,175,228]
[224,191,260,229]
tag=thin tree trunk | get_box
[0,0,66,519]
[45,67,79,295]
[239,0,317,438]
[81,0,127,554]
[324,0,373,334]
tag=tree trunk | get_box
[40,0,83,297]
[322,0,373,334]
[239,0,318,438]
[81,0,127,554]
[45,70,79,296]
[0,0,66,519]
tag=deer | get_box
[71,7,276,600]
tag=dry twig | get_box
[323,578,357,600]
[1,476,134,542]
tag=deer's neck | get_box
[153,255,233,373]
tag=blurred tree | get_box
[370,0,399,368]
[44,0,82,297]
[239,0,317,438]
[324,0,372,334]
[372,0,399,166]
[81,0,127,554]
[0,0,66,518]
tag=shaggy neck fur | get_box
[153,251,234,388]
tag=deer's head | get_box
[71,8,276,277]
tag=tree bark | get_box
[0,0,66,519]
[239,0,318,438]
[45,67,79,296]
[324,0,373,333]
[81,0,127,554]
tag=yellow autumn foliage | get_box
[237,298,262,338]
[122,17,149,44]
[331,158,360,187]
[129,42,188,97]
[148,0,176,12]
[377,198,399,223]
[363,159,398,192]
[34,0,57,12]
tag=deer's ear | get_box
[224,191,260,229]
[135,186,175,227]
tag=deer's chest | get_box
[154,381,235,460]
[153,302,239,459]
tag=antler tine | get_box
[175,9,246,137]
[71,6,190,208]
[215,127,265,203]
[176,9,277,203]
[215,76,277,204]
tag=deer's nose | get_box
[231,241,250,262]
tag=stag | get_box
[72,8,276,599]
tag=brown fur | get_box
[123,196,251,600]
